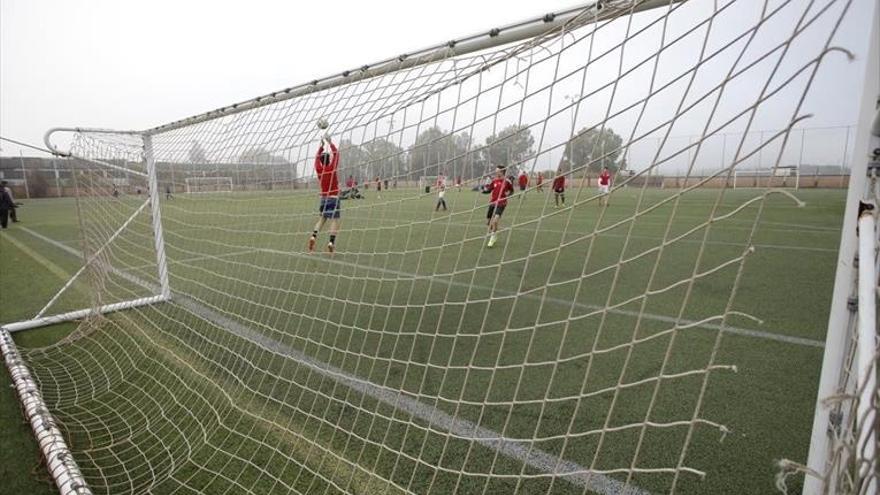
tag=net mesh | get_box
[15,0,861,493]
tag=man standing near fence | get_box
[0,181,16,229]
[2,181,19,223]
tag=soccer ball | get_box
[316,117,329,130]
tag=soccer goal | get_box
[3,1,878,495]
[418,175,442,191]
[732,167,800,190]
[184,176,233,194]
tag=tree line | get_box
[189,124,628,180]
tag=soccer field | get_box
[1,187,843,494]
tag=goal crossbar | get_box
[43,1,681,152]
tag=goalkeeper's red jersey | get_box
[314,143,339,197]
[487,177,514,207]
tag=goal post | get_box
[800,6,880,493]
[418,175,441,191]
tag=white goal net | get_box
[5,1,876,494]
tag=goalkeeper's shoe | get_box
[308,236,316,252]
[487,235,497,248]
[327,242,335,254]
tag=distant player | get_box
[536,172,544,192]
[165,184,173,200]
[113,185,119,198]
[518,171,529,192]
[482,165,514,248]
[375,176,382,199]
[435,181,448,211]
[308,136,340,254]
[552,172,566,208]
[456,175,462,192]
[598,166,611,206]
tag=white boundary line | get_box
[19,226,825,349]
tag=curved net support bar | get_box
[1,329,93,495]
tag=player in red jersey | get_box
[536,172,544,192]
[552,172,566,208]
[309,137,340,253]
[518,171,529,192]
[598,166,611,206]
[482,165,515,248]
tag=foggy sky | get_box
[1,0,875,168]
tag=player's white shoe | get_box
[327,242,335,254]
[308,236,316,252]
[487,235,497,248]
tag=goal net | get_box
[184,176,234,194]
[419,176,443,191]
[7,1,874,494]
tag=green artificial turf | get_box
[0,187,844,494]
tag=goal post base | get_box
[1,295,170,333]
[2,328,94,495]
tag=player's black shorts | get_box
[519,184,526,191]
[319,196,341,219]
[487,204,506,219]
[554,187,565,194]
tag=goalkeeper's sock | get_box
[308,231,319,252]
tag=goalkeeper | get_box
[308,136,340,253]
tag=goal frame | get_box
[7,6,678,491]
[29,0,664,335]
[803,6,879,494]
[732,167,800,190]
[184,176,234,194]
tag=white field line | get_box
[18,226,651,495]
[22,226,825,349]
[501,225,837,254]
